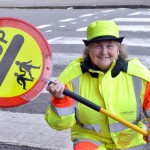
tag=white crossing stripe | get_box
[123,38,150,47]
[59,18,76,22]
[79,14,95,17]
[48,37,150,47]
[128,12,150,16]
[101,9,115,13]
[48,37,63,43]
[52,52,82,65]
[48,37,83,44]
[36,24,51,29]
[113,18,150,22]
[76,25,150,32]
[118,25,150,32]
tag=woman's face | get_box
[89,40,119,72]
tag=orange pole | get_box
[100,108,148,137]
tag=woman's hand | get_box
[46,80,65,98]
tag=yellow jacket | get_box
[45,58,150,149]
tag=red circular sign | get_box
[0,17,52,108]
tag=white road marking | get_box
[76,27,87,31]
[79,14,95,17]
[48,37,83,44]
[47,37,63,43]
[45,30,52,32]
[113,18,150,22]
[83,19,88,21]
[52,52,82,65]
[123,38,150,47]
[101,9,115,13]
[76,25,150,32]
[129,12,150,16]
[59,18,76,22]
[59,25,66,28]
[48,37,150,47]
[71,22,77,24]
[36,24,51,29]
[118,25,150,32]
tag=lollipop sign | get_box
[0,17,52,108]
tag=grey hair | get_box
[82,43,128,61]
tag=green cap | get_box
[83,20,124,46]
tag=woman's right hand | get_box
[46,80,65,99]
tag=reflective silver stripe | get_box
[81,124,101,132]
[132,76,142,124]
[73,138,101,147]
[110,123,128,132]
[72,77,80,94]
[128,144,146,150]
[72,77,80,123]
[110,76,142,132]
[50,103,75,116]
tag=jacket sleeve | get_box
[45,84,76,130]
[143,82,150,122]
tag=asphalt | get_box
[0,0,150,9]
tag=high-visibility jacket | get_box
[45,58,150,149]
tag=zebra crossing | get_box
[1,9,150,150]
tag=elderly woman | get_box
[45,20,150,150]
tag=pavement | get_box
[0,110,72,150]
[0,0,150,9]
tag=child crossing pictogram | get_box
[15,60,41,80]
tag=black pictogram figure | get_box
[15,60,41,80]
[0,34,24,86]
[14,72,33,90]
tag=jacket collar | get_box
[80,58,128,78]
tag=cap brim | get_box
[83,36,124,47]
